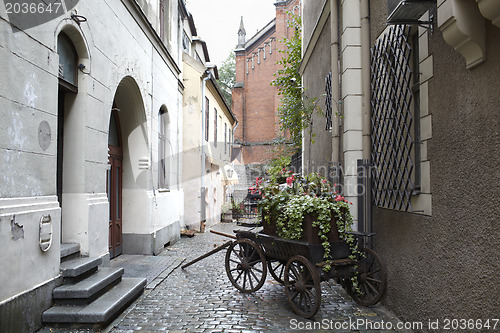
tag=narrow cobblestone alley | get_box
[99,221,409,333]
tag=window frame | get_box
[205,97,209,142]
[158,107,168,189]
[214,108,218,146]
[57,32,78,93]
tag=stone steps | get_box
[53,267,124,305]
[42,244,146,327]
[42,277,146,324]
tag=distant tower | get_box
[237,16,246,48]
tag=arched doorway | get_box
[56,29,85,242]
[57,32,78,210]
[110,76,149,256]
[107,108,122,258]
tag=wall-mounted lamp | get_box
[77,63,90,74]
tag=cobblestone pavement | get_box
[103,221,409,333]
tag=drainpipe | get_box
[201,70,211,226]
[232,121,239,152]
[330,0,340,163]
[361,0,371,160]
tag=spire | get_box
[237,16,246,48]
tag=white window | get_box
[159,107,168,188]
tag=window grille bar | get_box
[370,25,415,212]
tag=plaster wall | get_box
[182,53,234,231]
[302,15,332,175]
[0,0,184,328]
[369,0,500,323]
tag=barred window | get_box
[370,25,420,211]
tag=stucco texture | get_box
[302,14,332,174]
[370,3,500,326]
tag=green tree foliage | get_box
[271,13,319,153]
[217,51,236,107]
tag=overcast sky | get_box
[185,0,277,67]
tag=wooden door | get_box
[107,151,122,258]
[107,109,123,258]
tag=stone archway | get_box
[110,76,149,256]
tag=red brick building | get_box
[232,0,300,164]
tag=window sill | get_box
[158,188,170,193]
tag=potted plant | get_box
[221,202,232,222]
[231,196,243,221]
[257,171,358,272]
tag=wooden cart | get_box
[225,230,387,318]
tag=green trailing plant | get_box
[256,172,362,291]
[270,12,322,151]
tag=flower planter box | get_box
[262,210,346,245]
[221,212,233,223]
[301,212,340,244]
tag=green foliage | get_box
[270,13,321,150]
[217,51,236,107]
[257,172,362,292]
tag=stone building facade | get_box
[0,0,188,330]
[300,0,499,326]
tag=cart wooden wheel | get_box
[345,247,387,306]
[284,255,321,318]
[225,239,267,293]
[267,259,285,284]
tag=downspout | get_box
[150,45,158,248]
[201,70,211,227]
[330,0,341,164]
[361,0,371,160]
[232,121,239,151]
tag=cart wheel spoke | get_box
[225,239,267,293]
[248,258,262,266]
[268,260,286,284]
[290,290,299,301]
[289,264,301,281]
[365,276,382,284]
[365,280,379,294]
[345,248,387,306]
[234,270,243,282]
[284,256,321,318]
[366,268,381,276]
[248,271,255,289]
[249,268,260,285]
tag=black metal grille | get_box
[370,25,414,211]
[325,72,333,130]
[290,151,302,174]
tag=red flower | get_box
[321,179,327,184]
[286,176,294,186]
[335,194,343,202]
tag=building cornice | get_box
[121,0,181,76]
